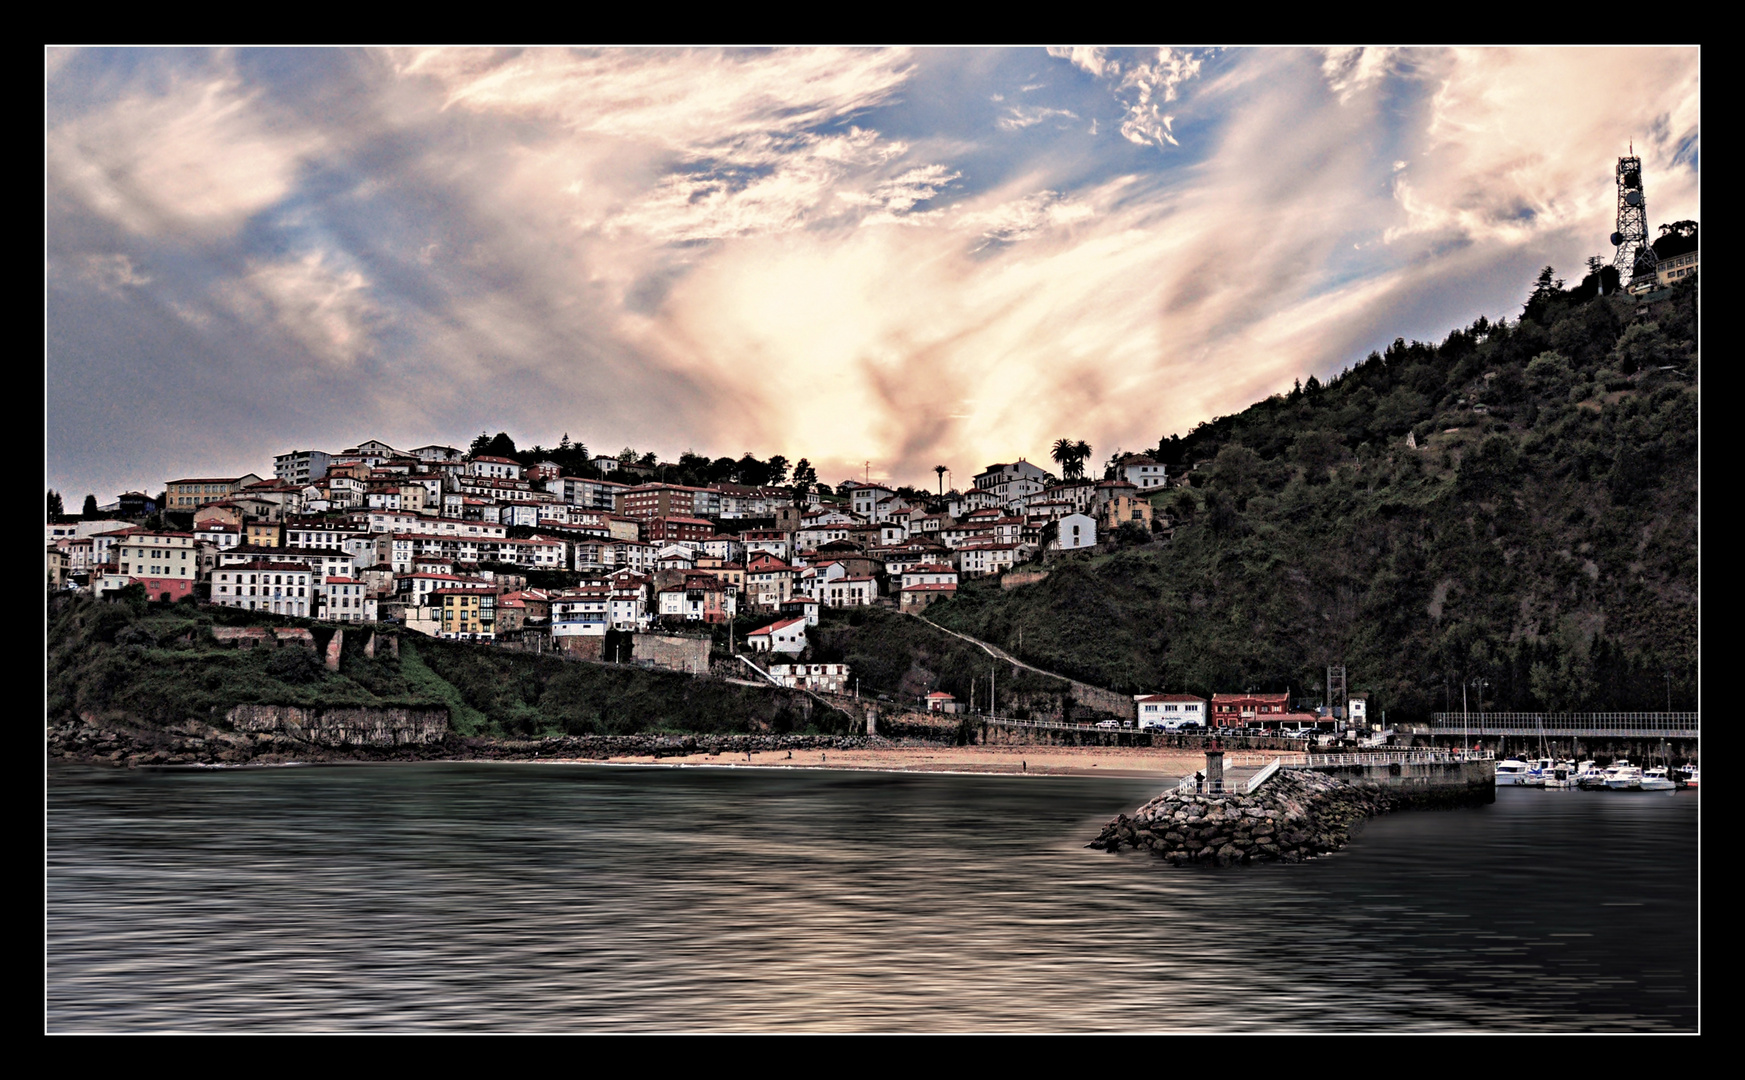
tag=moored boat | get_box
[1496,758,1532,785]
[1605,765,1644,790]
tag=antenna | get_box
[1610,151,1657,287]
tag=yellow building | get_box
[165,474,264,511]
[437,589,497,640]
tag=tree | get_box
[767,455,790,487]
[1051,439,1092,480]
[469,431,492,457]
[81,494,99,518]
[47,490,64,522]
[934,464,948,496]
[791,458,818,506]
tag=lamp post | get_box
[1471,677,1489,753]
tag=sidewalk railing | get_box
[1288,749,1494,769]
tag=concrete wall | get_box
[636,633,712,674]
[1302,758,1494,805]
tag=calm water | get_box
[46,763,1698,1032]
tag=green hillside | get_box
[46,594,852,738]
[930,270,1698,722]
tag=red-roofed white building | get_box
[212,560,314,615]
[467,455,524,481]
[820,575,876,608]
[747,616,808,655]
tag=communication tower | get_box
[1610,152,1657,286]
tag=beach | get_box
[600,744,1232,778]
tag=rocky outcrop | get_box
[46,713,879,768]
[1088,768,1471,866]
[224,703,447,746]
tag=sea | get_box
[45,762,1698,1032]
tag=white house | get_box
[1055,512,1096,551]
[747,616,808,655]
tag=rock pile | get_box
[1088,768,1404,865]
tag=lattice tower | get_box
[1610,155,1657,285]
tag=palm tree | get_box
[1052,439,1091,480]
[1051,439,1074,478]
[934,464,948,496]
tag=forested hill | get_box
[931,270,1698,722]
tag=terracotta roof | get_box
[749,617,807,636]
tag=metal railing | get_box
[1245,757,1283,793]
[1169,756,1285,797]
[1288,749,1494,769]
[1429,712,1697,737]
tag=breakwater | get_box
[1090,754,1495,865]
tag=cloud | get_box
[1320,47,1398,102]
[46,69,321,239]
[44,48,1699,508]
[1050,46,1205,149]
[1048,46,1114,80]
[996,105,1078,131]
[79,253,153,293]
[606,128,912,242]
[216,251,384,367]
[398,47,915,155]
[957,188,1096,245]
[1383,48,1699,249]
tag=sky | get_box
[45,47,1700,502]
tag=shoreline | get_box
[54,742,1205,781]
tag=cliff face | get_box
[224,704,449,746]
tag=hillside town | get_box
[47,438,1183,665]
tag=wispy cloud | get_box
[1320,47,1398,103]
[47,68,321,239]
[996,104,1078,131]
[217,251,384,367]
[1050,46,1206,148]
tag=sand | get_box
[598,744,1284,779]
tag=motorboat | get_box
[1605,765,1644,790]
[1542,761,1578,789]
[1676,765,1699,788]
[1639,768,1676,792]
[1496,758,1533,785]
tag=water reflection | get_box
[47,764,1697,1032]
